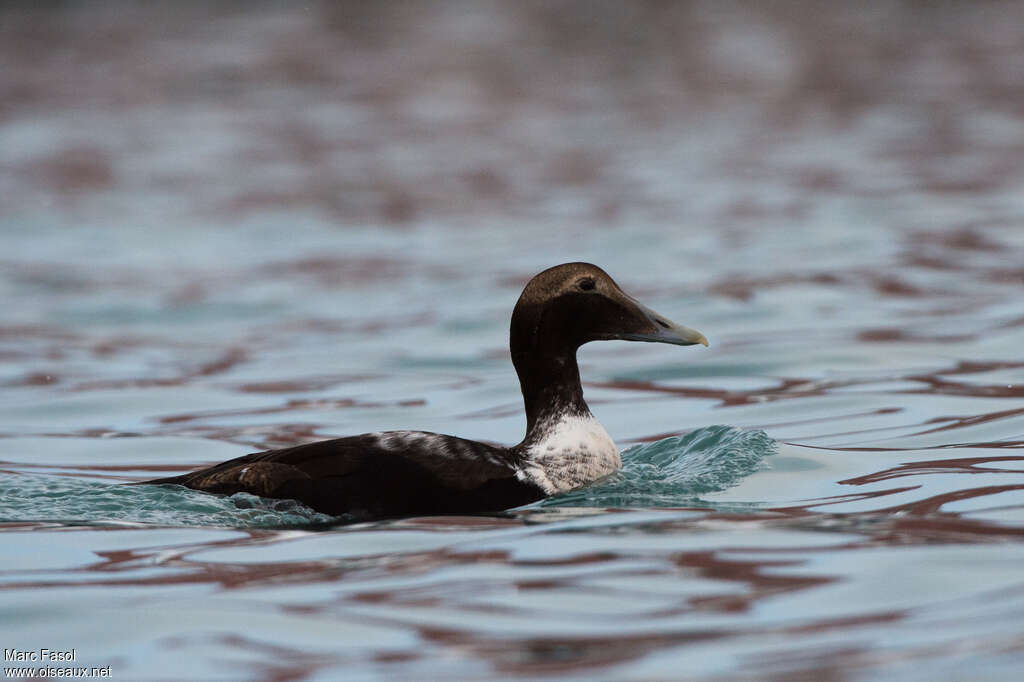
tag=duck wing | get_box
[139,431,544,518]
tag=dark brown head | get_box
[510,262,708,360]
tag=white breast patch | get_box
[517,414,621,494]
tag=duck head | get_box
[509,262,707,431]
[511,262,707,358]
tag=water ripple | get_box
[541,426,776,509]
[0,473,334,527]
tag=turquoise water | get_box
[0,474,337,528]
[3,3,1024,680]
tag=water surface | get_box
[2,3,1024,680]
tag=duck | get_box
[138,263,708,519]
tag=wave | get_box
[539,425,776,509]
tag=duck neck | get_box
[512,349,591,443]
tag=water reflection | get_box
[5,507,1024,677]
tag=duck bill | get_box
[616,297,709,347]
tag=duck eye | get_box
[577,278,596,291]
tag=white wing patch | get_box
[369,430,507,466]
[372,431,453,454]
[517,414,621,494]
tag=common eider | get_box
[138,263,708,518]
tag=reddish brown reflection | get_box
[882,484,1024,516]
[587,376,843,408]
[842,456,1024,485]
[233,374,380,393]
[70,347,247,391]
[913,406,1024,436]
[157,397,425,425]
[904,376,1024,399]
[677,551,835,613]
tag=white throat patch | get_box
[517,414,621,494]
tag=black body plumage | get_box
[143,432,543,518]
